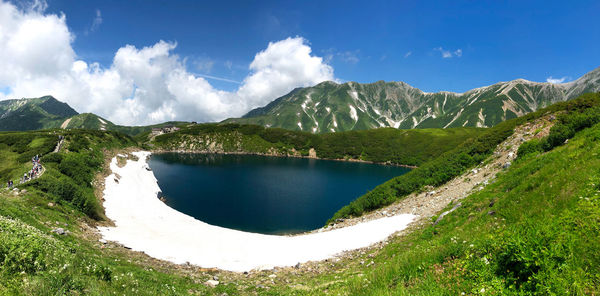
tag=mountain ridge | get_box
[227,66,600,132]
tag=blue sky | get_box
[1,0,598,125]
[45,0,600,93]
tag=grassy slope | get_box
[0,130,224,295]
[317,111,600,295]
[0,94,599,295]
[152,123,483,167]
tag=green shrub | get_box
[517,138,544,158]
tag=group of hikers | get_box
[6,154,43,189]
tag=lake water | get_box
[148,153,410,234]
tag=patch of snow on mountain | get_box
[349,105,358,122]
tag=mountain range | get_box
[1,66,599,135]
[226,66,600,132]
[0,96,183,136]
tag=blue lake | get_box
[148,153,410,234]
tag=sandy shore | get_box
[98,151,415,272]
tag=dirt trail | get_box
[60,117,72,129]
[327,115,555,230]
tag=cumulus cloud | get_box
[435,47,462,58]
[546,76,568,84]
[0,1,335,125]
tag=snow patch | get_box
[349,105,358,122]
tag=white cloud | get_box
[338,51,359,64]
[90,9,102,32]
[224,60,232,70]
[404,51,412,58]
[546,76,568,84]
[194,58,214,73]
[435,47,462,58]
[0,1,335,125]
[237,37,334,109]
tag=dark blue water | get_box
[148,153,410,234]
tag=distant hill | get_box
[0,96,78,131]
[226,66,600,132]
[0,96,187,136]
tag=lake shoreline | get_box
[99,151,416,272]
[150,148,419,169]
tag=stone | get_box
[204,280,219,288]
[212,275,219,281]
[99,239,107,244]
[52,228,66,235]
[20,189,27,194]
[503,162,511,169]
[433,202,462,225]
[268,274,277,279]
[294,262,301,269]
[487,210,496,215]
[48,202,55,207]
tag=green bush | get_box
[517,138,544,158]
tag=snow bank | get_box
[99,151,416,272]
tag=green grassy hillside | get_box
[0,94,599,295]
[320,94,600,295]
[151,123,484,167]
[0,96,77,131]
